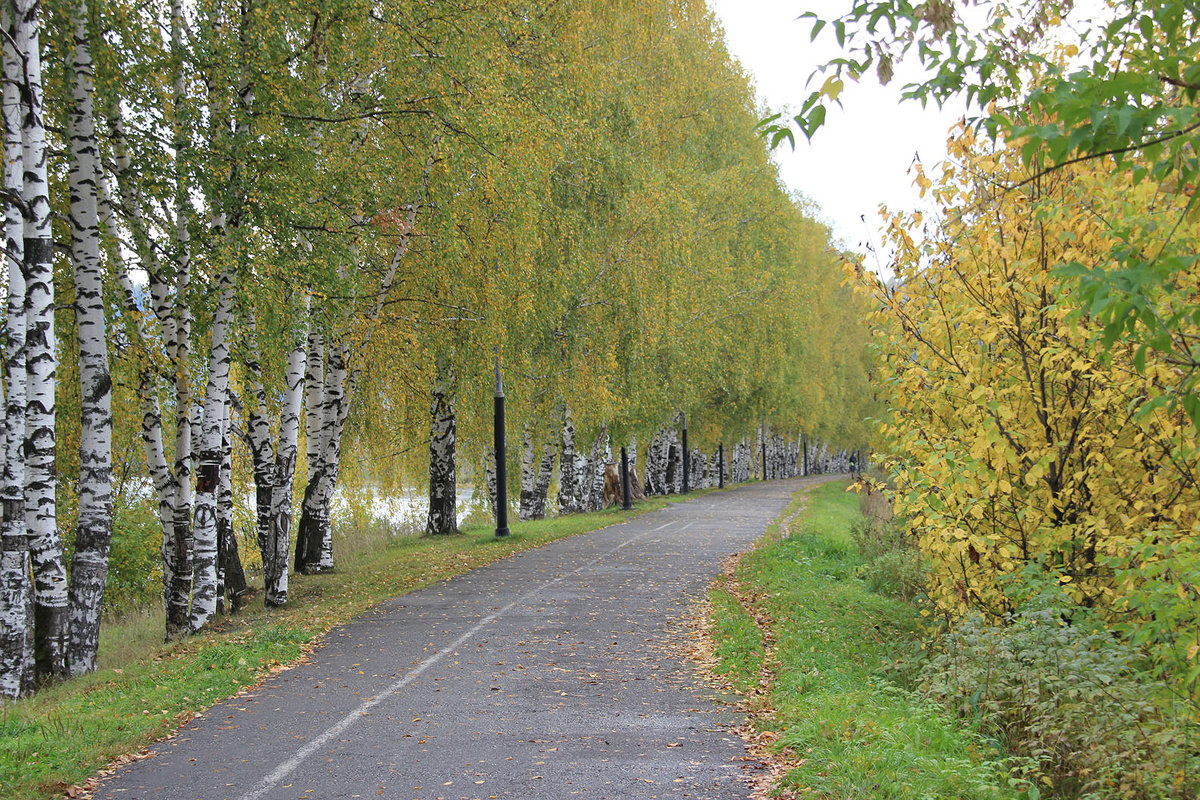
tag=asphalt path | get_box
[94,477,833,800]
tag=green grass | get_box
[1,497,681,800]
[707,587,765,695]
[708,480,1016,799]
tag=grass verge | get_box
[703,480,1015,799]
[1,497,679,800]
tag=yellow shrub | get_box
[862,129,1200,652]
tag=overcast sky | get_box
[706,0,964,264]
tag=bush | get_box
[920,583,1200,800]
[851,517,927,601]
[105,499,163,614]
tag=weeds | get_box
[921,585,1200,800]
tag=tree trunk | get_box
[0,0,29,696]
[528,439,555,520]
[217,400,247,610]
[14,0,67,683]
[297,339,346,572]
[266,327,306,606]
[425,361,457,536]
[518,424,536,521]
[557,407,579,514]
[627,436,638,483]
[482,449,497,515]
[244,309,305,607]
[65,0,113,676]
[188,269,235,633]
[295,333,324,572]
[584,426,610,512]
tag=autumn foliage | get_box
[861,127,1200,696]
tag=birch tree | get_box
[12,0,68,682]
[64,0,113,676]
[0,0,29,697]
[425,357,457,536]
[243,306,307,606]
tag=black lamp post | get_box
[493,358,510,538]
[620,446,633,510]
[761,426,767,481]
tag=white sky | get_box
[706,0,965,263]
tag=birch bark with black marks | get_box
[188,268,236,632]
[689,450,707,489]
[217,399,247,611]
[64,0,113,676]
[532,438,554,520]
[268,323,306,604]
[482,449,497,514]
[244,308,306,606]
[0,1,30,696]
[643,429,665,496]
[425,359,457,535]
[294,332,324,572]
[104,181,178,637]
[519,424,536,521]
[557,407,579,514]
[519,425,555,521]
[583,426,610,512]
[296,337,346,572]
[165,0,195,641]
[14,0,67,682]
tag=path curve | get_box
[94,477,833,800]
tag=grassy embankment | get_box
[705,480,1015,799]
[0,496,681,800]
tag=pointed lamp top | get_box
[494,355,504,398]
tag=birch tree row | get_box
[0,0,874,696]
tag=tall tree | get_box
[0,0,29,698]
[64,0,113,676]
[14,0,67,682]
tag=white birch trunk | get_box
[296,333,326,572]
[297,341,346,572]
[14,0,66,681]
[188,269,236,632]
[584,426,610,512]
[425,360,457,535]
[216,399,247,611]
[303,332,325,484]
[245,308,306,607]
[65,0,113,676]
[628,435,638,482]
[557,407,579,514]
[530,441,555,520]
[518,424,536,521]
[265,326,306,606]
[482,450,497,515]
[165,0,194,641]
[0,0,29,696]
[643,429,665,496]
[296,138,437,558]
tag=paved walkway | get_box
[95,477,832,800]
